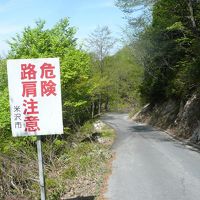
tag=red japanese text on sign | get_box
[21,62,40,132]
[41,80,57,96]
[23,99,39,115]
[22,81,37,97]
[40,63,56,79]
[24,116,40,132]
[21,63,37,80]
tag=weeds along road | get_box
[101,113,200,200]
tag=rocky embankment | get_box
[133,92,200,144]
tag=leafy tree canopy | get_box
[8,18,91,128]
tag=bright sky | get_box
[0,0,126,56]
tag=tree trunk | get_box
[105,96,109,111]
[98,94,101,115]
[188,0,196,29]
[91,102,94,119]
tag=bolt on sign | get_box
[7,58,63,137]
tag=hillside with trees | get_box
[116,0,200,142]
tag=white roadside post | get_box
[37,136,46,200]
[7,58,63,200]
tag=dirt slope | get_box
[133,92,200,144]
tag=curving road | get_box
[101,113,200,200]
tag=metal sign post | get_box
[37,136,46,200]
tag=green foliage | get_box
[105,46,143,110]
[80,120,94,135]
[149,0,200,100]
[101,129,115,139]
[86,26,116,115]
[0,59,7,91]
[8,18,91,128]
[0,88,10,130]
[120,0,200,103]
[0,86,11,152]
[86,25,143,113]
[0,60,10,136]
[8,19,76,59]
[62,166,77,179]
[61,49,91,126]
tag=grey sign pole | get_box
[37,136,46,200]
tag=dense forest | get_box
[117,0,200,103]
[1,0,200,198]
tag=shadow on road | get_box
[64,196,95,200]
[173,140,200,154]
[129,125,200,153]
[128,125,173,143]
[129,125,156,132]
[101,115,116,121]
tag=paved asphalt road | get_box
[101,113,200,200]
